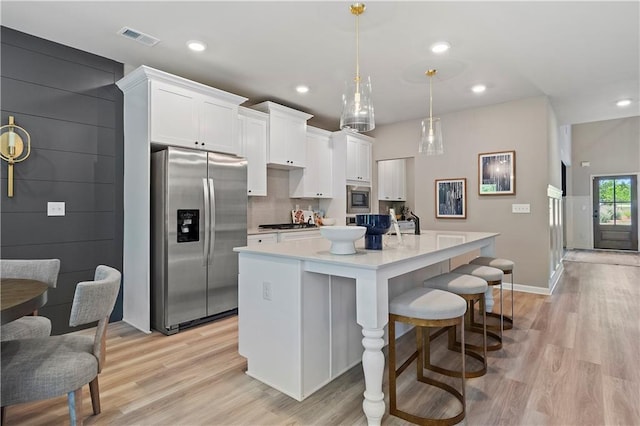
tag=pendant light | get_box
[340,3,375,133]
[419,69,443,155]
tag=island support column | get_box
[356,271,389,426]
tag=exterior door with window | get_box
[593,175,638,250]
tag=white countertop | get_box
[235,230,499,269]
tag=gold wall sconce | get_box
[0,116,31,197]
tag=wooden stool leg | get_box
[89,377,101,415]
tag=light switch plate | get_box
[47,202,65,216]
[512,203,530,214]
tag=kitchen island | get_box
[234,230,499,426]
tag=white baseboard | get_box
[495,282,552,296]
[122,319,152,334]
[548,263,565,294]
[494,263,564,296]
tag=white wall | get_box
[566,116,640,249]
[372,96,555,289]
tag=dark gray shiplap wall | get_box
[0,27,124,334]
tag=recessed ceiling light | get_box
[296,85,309,94]
[471,84,487,94]
[186,40,207,52]
[430,41,451,54]
[616,99,632,107]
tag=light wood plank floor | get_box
[4,256,640,425]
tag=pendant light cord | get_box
[426,69,436,133]
[355,12,361,89]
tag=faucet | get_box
[410,212,421,235]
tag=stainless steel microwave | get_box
[347,185,371,214]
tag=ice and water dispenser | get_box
[177,209,199,243]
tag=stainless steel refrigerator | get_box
[151,146,247,335]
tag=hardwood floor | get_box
[4,256,639,425]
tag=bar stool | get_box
[389,287,467,425]
[450,264,504,350]
[422,273,488,378]
[470,256,515,329]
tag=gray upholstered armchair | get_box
[0,259,61,341]
[1,265,121,426]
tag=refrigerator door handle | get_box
[208,178,216,263]
[202,178,210,266]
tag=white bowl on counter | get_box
[320,226,366,255]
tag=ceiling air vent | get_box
[118,27,160,47]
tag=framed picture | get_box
[435,178,467,219]
[478,150,516,195]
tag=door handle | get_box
[203,178,210,266]
[208,178,216,263]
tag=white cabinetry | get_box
[319,130,374,224]
[238,257,361,401]
[247,233,278,246]
[251,101,313,169]
[277,230,322,242]
[346,134,373,185]
[238,107,268,196]
[377,159,406,201]
[150,76,246,155]
[116,66,247,332]
[289,126,333,198]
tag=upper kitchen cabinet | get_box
[251,101,313,169]
[122,66,248,155]
[238,107,268,196]
[377,158,406,201]
[289,126,333,199]
[345,133,373,185]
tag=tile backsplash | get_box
[247,168,319,229]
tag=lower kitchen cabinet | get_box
[247,233,278,246]
[238,259,360,401]
[277,230,321,242]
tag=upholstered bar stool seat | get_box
[470,256,515,329]
[423,273,488,378]
[388,287,467,425]
[451,264,504,350]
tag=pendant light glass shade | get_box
[419,117,443,155]
[419,69,443,155]
[340,3,375,133]
[341,76,375,132]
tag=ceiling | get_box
[2,1,639,131]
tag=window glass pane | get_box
[599,179,615,202]
[599,203,614,224]
[615,203,632,226]
[614,178,631,202]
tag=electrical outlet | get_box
[47,202,65,216]
[262,282,272,301]
[512,203,531,214]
